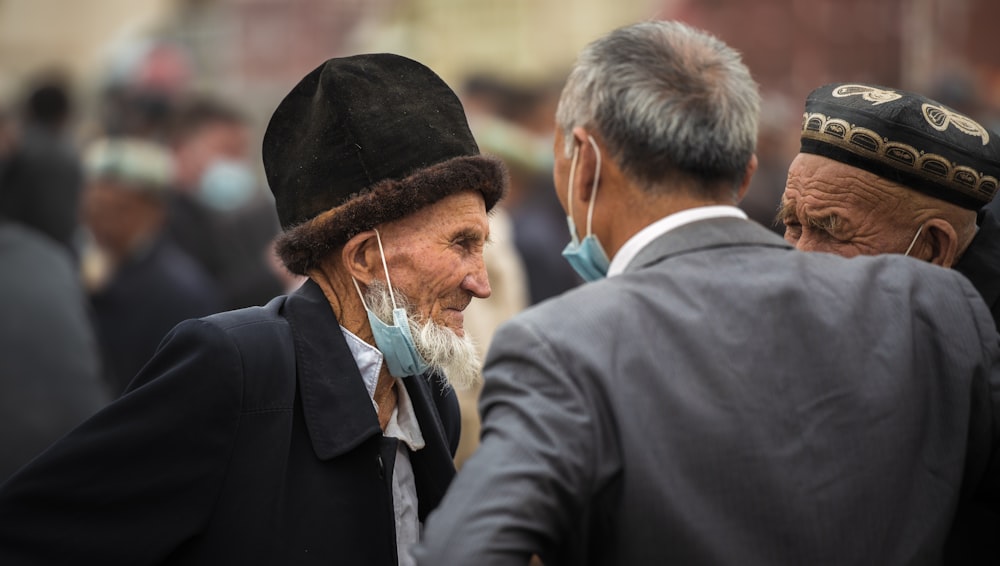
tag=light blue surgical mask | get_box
[196,159,257,212]
[561,135,610,281]
[352,229,430,378]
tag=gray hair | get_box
[555,20,760,194]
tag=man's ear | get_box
[922,218,960,267]
[735,154,759,203]
[571,126,598,202]
[341,230,380,283]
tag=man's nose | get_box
[462,260,492,299]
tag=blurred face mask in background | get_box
[196,159,257,212]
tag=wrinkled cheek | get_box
[828,244,863,258]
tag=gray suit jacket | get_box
[415,217,1000,565]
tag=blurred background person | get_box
[0,73,85,254]
[0,215,110,482]
[455,74,582,467]
[0,108,109,483]
[738,91,801,234]
[80,137,222,395]
[0,107,14,177]
[453,205,528,467]
[462,74,582,306]
[164,95,284,310]
[96,38,193,143]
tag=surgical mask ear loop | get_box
[566,135,602,240]
[351,228,398,309]
[904,223,925,257]
[566,142,581,240]
[583,135,602,237]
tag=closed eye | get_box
[807,214,840,234]
[776,201,801,239]
[450,230,486,253]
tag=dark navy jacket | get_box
[0,279,460,565]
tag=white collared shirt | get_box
[607,205,748,277]
[340,326,425,566]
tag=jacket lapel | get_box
[626,217,792,274]
[284,279,382,460]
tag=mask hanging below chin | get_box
[362,304,430,378]
[352,229,430,377]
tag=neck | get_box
[307,264,374,346]
[600,182,735,259]
[309,263,397,420]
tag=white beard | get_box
[365,280,482,390]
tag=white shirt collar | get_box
[386,381,425,451]
[340,326,383,400]
[339,326,425,451]
[607,205,747,277]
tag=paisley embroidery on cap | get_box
[831,84,902,105]
[922,103,990,146]
[801,111,999,202]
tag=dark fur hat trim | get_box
[276,155,508,275]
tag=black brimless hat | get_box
[264,53,507,275]
[799,83,999,210]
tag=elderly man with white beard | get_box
[0,53,507,566]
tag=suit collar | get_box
[624,216,792,274]
[284,279,382,460]
[609,205,747,276]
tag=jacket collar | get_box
[283,280,457,508]
[283,279,383,460]
[625,216,792,274]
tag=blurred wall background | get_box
[4,0,998,109]
[2,0,999,221]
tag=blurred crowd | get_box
[0,53,292,479]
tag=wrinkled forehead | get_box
[784,153,912,216]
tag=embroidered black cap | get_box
[799,83,1000,210]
